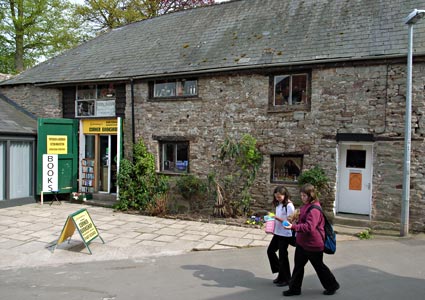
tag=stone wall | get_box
[0,85,62,118]
[128,62,425,231]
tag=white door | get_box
[337,143,373,215]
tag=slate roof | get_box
[0,93,37,135]
[2,0,425,86]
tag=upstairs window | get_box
[273,73,309,106]
[160,141,189,173]
[150,79,197,99]
[76,84,116,117]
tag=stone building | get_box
[1,0,425,231]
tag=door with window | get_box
[337,143,373,215]
[99,135,117,193]
[80,118,120,194]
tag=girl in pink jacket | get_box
[283,183,340,296]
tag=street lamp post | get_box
[401,9,425,236]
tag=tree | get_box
[0,0,90,74]
[74,0,215,32]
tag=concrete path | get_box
[0,202,358,270]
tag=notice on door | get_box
[47,135,68,154]
[349,172,362,191]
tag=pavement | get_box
[0,201,363,270]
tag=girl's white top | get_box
[274,202,295,237]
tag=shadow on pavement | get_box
[182,264,425,300]
[182,264,262,288]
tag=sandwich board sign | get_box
[54,208,104,254]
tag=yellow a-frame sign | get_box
[54,208,104,254]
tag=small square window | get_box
[272,73,309,107]
[160,141,189,173]
[76,100,95,117]
[97,84,116,99]
[346,150,366,168]
[271,155,303,183]
[77,85,96,100]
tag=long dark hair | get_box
[300,183,319,204]
[272,186,291,207]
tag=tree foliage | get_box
[74,0,215,32]
[0,0,90,74]
[0,0,216,74]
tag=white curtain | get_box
[0,142,4,201]
[10,142,32,199]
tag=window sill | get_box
[267,104,310,113]
[148,96,202,102]
[271,180,299,185]
[157,171,188,176]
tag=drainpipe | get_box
[130,78,135,147]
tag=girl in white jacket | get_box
[267,186,296,286]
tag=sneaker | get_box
[282,289,301,296]
[323,283,340,295]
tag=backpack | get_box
[307,205,336,255]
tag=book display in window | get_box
[75,84,116,118]
[153,79,197,98]
[272,156,302,182]
[81,158,95,193]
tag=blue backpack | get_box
[308,205,336,255]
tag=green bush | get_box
[115,138,169,211]
[175,174,206,200]
[297,165,329,196]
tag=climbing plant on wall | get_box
[213,134,263,217]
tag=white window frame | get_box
[75,84,116,118]
[152,79,198,99]
[273,73,308,106]
[160,141,189,173]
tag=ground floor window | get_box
[0,142,5,200]
[271,154,303,183]
[0,139,35,201]
[160,141,189,173]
